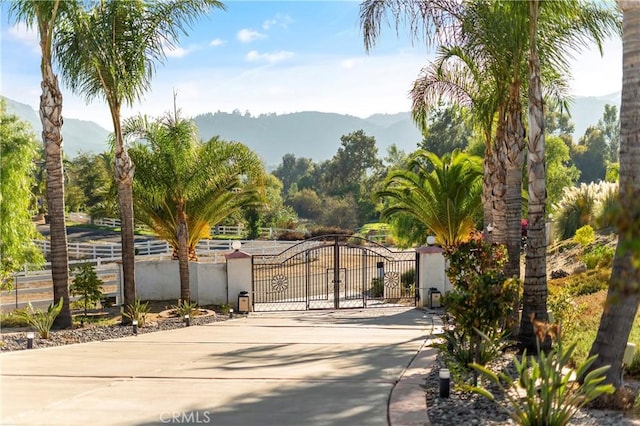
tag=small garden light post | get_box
[439,368,450,398]
[132,320,138,335]
[229,308,234,319]
[26,332,34,349]
[185,314,190,327]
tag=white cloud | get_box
[209,38,226,47]
[340,58,364,69]
[165,45,192,58]
[246,50,294,64]
[237,29,267,43]
[262,14,294,30]
[6,23,39,54]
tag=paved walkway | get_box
[1,307,439,426]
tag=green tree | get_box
[585,0,640,388]
[0,102,45,290]
[9,0,75,328]
[572,126,608,183]
[55,0,225,316]
[323,130,382,196]
[127,112,265,302]
[289,188,323,221]
[546,135,581,210]
[66,152,113,215]
[419,104,473,156]
[272,154,315,195]
[376,150,483,247]
[70,263,103,320]
[598,104,620,163]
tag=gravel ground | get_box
[425,351,640,426]
[0,310,230,352]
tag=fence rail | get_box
[1,266,120,311]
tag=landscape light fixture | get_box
[132,320,138,335]
[231,240,242,251]
[229,308,234,319]
[439,368,450,398]
[426,235,436,246]
[26,332,34,349]
[184,314,190,327]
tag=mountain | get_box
[568,92,621,139]
[193,110,422,167]
[2,96,111,157]
[2,93,621,166]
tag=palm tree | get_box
[361,0,619,342]
[54,0,225,317]
[8,0,76,328]
[376,149,482,247]
[584,0,640,387]
[126,112,265,302]
[520,0,620,348]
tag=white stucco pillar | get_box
[225,250,252,311]
[416,246,449,308]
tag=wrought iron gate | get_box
[252,235,418,311]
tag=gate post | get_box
[416,246,449,308]
[226,249,252,312]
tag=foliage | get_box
[15,298,64,339]
[546,135,581,210]
[69,263,104,319]
[432,327,510,377]
[318,195,359,229]
[0,101,45,290]
[122,299,150,328]
[172,299,199,319]
[128,114,266,259]
[547,288,586,339]
[554,182,619,239]
[471,339,614,426]
[377,149,483,247]
[370,277,384,298]
[419,104,473,156]
[442,234,519,383]
[582,244,615,270]
[0,311,30,328]
[572,126,608,184]
[309,227,354,238]
[573,225,595,248]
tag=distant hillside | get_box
[2,92,621,165]
[193,111,423,167]
[567,92,621,139]
[2,96,111,157]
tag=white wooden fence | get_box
[2,265,120,311]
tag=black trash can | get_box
[427,287,441,309]
[238,291,250,314]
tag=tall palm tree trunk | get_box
[177,201,190,302]
[490,118,508,247]
[584,0,640,387]
[482,149,496,241]
[502,82,525,282]
[41,61,71,329]
[520,0,549,349]
[112,113,136,320]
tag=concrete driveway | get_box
[1,307,438,426]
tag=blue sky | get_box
[0,1,622,130]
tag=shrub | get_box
[554,181,618,239]
[432,327,510,379]
[443,233,520,384]
[277,230,307,241]
[172,299,199,319]
[574,225,595,248]
[15,298,64,338]
[0,311,30,328]
[582,244,615,270]
[370,277,384,298]
[309,226,354,238]
[547,288,586,338]
[122,299,150,327]
[471,339,614,426]
[70,263,104,319]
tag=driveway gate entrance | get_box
[252,235,418,311]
